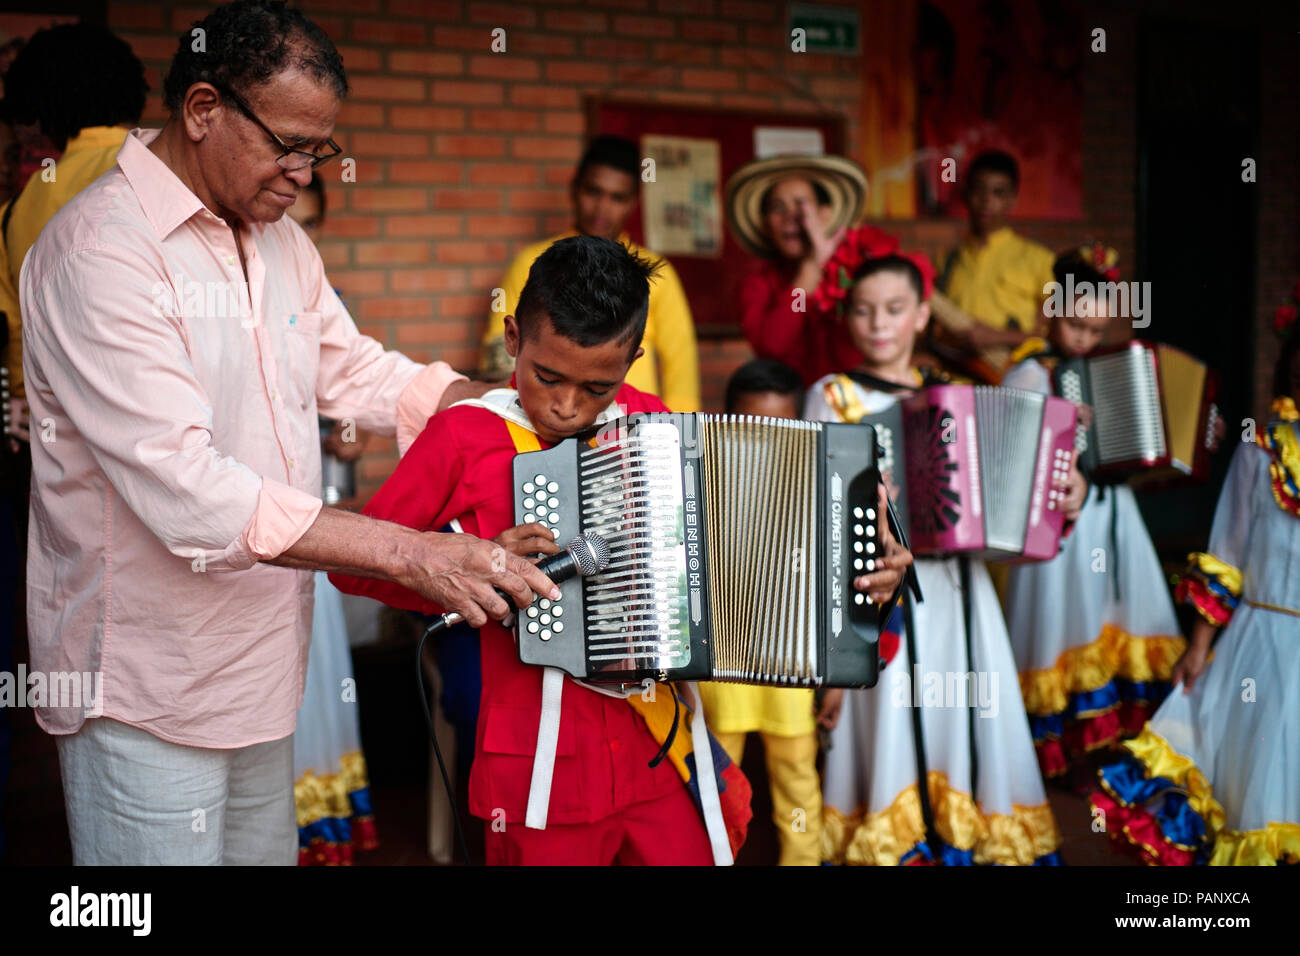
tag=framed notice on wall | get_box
[588,98,845,337]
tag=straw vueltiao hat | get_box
[724,154,869,258]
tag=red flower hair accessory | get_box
[1079,241,1121,282]
[812,225,933,312]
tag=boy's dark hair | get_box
[760,175,831,214]
[575,135,639,183]
[1274,323,1300,400]
[516,236,659,354]
[725,359,804,415]
[1051,248,1108,288]
[1,24,147,151]
[851,254,925,301]
[164,0,347,114]
[966,150,1020,192]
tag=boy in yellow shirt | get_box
[478,135,700,411]
[936,150,1055,374]
[697,358,833,866]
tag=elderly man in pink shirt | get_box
[19,1,555,865]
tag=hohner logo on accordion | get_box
[511,413,896,689]
[860,385,1078,563]
[1054,340,1218,486]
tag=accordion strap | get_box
[525,666,566,830]
[901,593,941,860]
[959,557,979,806]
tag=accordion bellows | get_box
[512,413,896,688]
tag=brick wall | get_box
[101,0,1292,499]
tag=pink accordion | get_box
[881,384,1079,562]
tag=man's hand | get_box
[816,688,844,731]
[493,521,561,559]
[323,420,367,462]
[853,483,914,605]
[397,530,560,628]
[436,378,508,412]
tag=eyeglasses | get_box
[214,82,341,171]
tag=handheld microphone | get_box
[430,531,611,631]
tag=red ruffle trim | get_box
[1091,791,1198,866]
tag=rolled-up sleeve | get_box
[23,246,320,570]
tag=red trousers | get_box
[483,781,714,865]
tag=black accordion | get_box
[1054,341,1219,486]
[511,413,900,688]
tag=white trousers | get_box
[56,717,297,865]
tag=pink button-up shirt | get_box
[20,128,462,747]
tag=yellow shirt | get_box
[941,227,1055,334]
[0,126,129,398]
[478,231,701,412]
[697,682,816,737]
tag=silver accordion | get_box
[511,413,899,688]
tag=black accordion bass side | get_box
[511,413,900,689]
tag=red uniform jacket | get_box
[739,259,864,385]
[330,385,686,826]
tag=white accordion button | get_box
[854,592,865,605]
[526,605,539,618]
[547,497,559,508]
[523,482,535,494]
[853,507,864,520]
[853,541,863,553]
[523,497,535,509]
[534,474,546,485]
[524,512,535,523]
[553,621,564,633]
[539,599,551,610]
[866,560,875,571]
[854,558,863,571]
[866,542,876,554]
[547,481,559,494]
[866,508,876,521]
[527,622,539,634]
[853,524,864,536]
[540,628,552,641]
[540,614,551,625]
[552,605,564,617]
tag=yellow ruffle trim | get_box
[1186,552,1243,598]
[1019,623,1186,718]
[1272,396,1299,423]
[1108,727,1300,865]
[822,770,1061,866]
[295,751,370,828]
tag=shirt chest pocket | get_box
[282,312,322,411]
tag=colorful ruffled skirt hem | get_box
[822,771,1062,866]
[295,751,380,866]
[1090,726,1300,866]
[1020,625,1185,776]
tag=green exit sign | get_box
[789,3,860,55]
